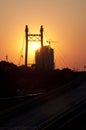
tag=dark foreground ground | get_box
[0,61,86,129]
[0,61,82,98]
[0,71,86,130]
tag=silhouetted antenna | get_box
[6,55,8,61]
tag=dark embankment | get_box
[0,61,83,98]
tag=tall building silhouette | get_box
[35,46,54,70]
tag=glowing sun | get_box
[31,42,41,51]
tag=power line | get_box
[56,46,75,69]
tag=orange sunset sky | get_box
[0,0,86,71]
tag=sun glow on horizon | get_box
[31,42,41,51]
[26,42,41,64]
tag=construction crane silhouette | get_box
[46,40,58,47]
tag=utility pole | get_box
[25,25,29,67]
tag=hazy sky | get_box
[0,0,86,70]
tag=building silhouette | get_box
[35,46,54,70]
